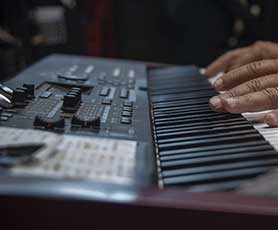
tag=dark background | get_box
[1,0,278,80]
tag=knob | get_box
[71,115,100,129]
[34,116,65,129]
[12,88,28,108]
[62,88,82,112]
[13,88,27,103]
[62,95,79,112]
[23,84,35,99]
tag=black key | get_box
[153,106,212,115]
[158,134,263,151]
[153,109,216,118]
[151,88,215,96]
[155,114,240,126]
[156,121,251,134]
[160,150,277,169]
[155,117,246,131]
[160,145,274,162]
[157,129,257,144]
[151,85,214,93]
[162,158,278,178]
[155,112,235,123]
[153,98,209,109]
[159,140,270,156]
[151,92,216,103]
[156,124,254,139]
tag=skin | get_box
[204,41,278,127]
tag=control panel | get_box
[1,54,152,142]
[0,54,155,186]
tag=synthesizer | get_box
[0,54,278,194]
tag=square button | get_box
[102,99,112,105]
[122,111,132,117]
[121,117,132,124]
[39,91,52,98]
[123,101,133,107]
[123,107,133,112]
[120,88,129,98]
[99,87,110,96]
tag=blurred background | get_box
[1,0,278,80]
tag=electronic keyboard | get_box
[0,54,278,195]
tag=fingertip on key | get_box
[200,68,206,75]
[214,78,224,90]
[264,113,278,127]
[209,96,223,111]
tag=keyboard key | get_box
[160,150,277,169]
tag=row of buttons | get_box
[99,87,130,100]
[121,101,134,124]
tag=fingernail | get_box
[209,96,222,109]
[214,78,224,90]
[265,113,278,127]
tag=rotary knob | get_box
[71,115,100,129]
[33,116,65,129]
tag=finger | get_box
[220,74,278,98]
[227,42,271,71]
[264,110,278,127]
[221,88,278,113]
[253,41,278,60]
[214,59,278,91]
[228,51,261,71]
[209,96,227,112]
[205,48,245,77]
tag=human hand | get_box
[205,41,278,127]
[205,41,278,78]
